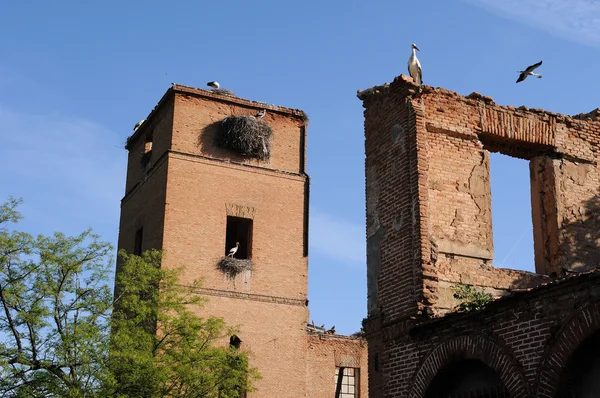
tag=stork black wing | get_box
[516,72,527,83]
[524,60,543,73]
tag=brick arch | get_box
[409,334,530,398]
[536,301,600,397]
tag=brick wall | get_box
[402,271,600,397]
[359,75,600,396]
[306,334,368,398]
[363,80,424,322]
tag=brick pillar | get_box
[530,156,561,276]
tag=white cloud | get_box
[464,0,600,47]
[309,208,366,267]
[0,106,126,238]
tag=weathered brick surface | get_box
[117,85,368,397]
[359,75,600,397]
[403,272,600,397]
[364,80,423,322]
[306,334,368,398]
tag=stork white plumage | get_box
[207,81,220,89]
[227,242,240,257]
[133,119,146,131]
[255,109,266,118]
[516,61,543,83]
[407,43,422,86]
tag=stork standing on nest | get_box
[516,61,543,83]
[407,43,422,86]
[207,81,220,89]
[227,242,240,257]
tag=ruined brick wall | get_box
[420,88,600,281]
[363,81,425,322]
[306,334,368,397]
[359,75,600,397]
[117,86,313,397]
[362,76,600,316]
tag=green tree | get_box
[107,250,260,398]
[0,197,113,397]
[0,198,259,397]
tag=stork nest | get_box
[217,257,253,278]
[211,88,236,97]
[216,116,273,160]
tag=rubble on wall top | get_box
[572,108,600,121]
[356,82,391,100]
[306,321,337,335]
[356,74,600,126]
[465,91,495,104]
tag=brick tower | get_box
[116,85,310,397]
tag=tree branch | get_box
[0,284,22,355]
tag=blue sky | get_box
[1,1,599,335]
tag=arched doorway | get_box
[425,359,509,398]
[555,329,600,398]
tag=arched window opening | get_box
[555,329,600,398]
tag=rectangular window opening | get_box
[335,367,359,398]
[134,227,143,256]
[489,152,534,272]
[225,216,253,259]
[141,135,153,169]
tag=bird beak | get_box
[415,46,420,51]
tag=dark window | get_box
[229,335,242,349]
[134,227,143,256]
[303,178,309,257]
[225,216,253,259]
[141,135,153,169]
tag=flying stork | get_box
[407,43,422,86]
[207,81,220,89]
[227,242,240,258]
[516,61,543,83]
[133,119,145,131]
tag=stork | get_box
[227,242,240,257]
[207,81,220,89]
[516,61,543,83]
[407,43,422,86]
[133,119,145,131]
[255,109,266,118]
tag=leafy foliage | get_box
[108,250,260,397]
[452,283,494,312]
[0,197,113,397]
[0,198,259,397]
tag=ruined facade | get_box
[359,75,600,397]
[117,85,367,397]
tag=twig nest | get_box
[211,88,236,96]
[217,116,273,160]
[217,257,253,279]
